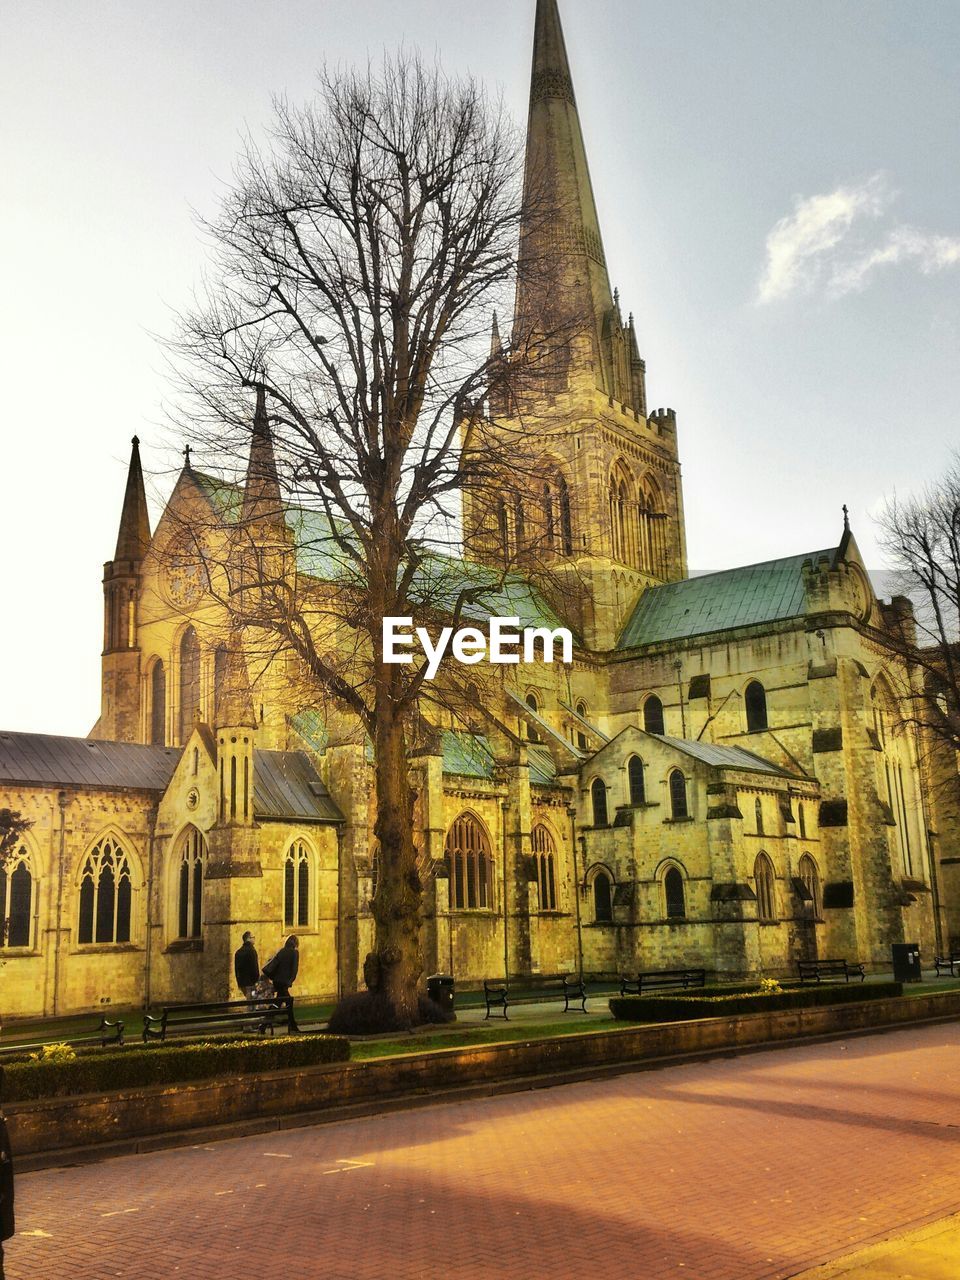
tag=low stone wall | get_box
[8,988,960,1162]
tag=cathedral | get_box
[2,0,957,1020]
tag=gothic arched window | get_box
[284,839,312,929]
[669,769,688,819]
[179,626,201,743]
[617,481,628,561]
[149,659,166,745]
[593,869,613,923]
[664,866,686,919]
[544,483,556,549]
[78,836,134,945]
[754,852,776,922]
[213,644,229,726]
[532,825,558,912]
[591,778,609,828]
[627,755,645,806]
[638,477,665,577]
[643,695,665,735]
[872,681,917,878]
[558,474,573,555]
[513,495,525,551]
[745,681,768,732]
[497,499,509,561]
[0,849,34,949]
[799,852,823,920]
[525,691,542,743]
[175,826,206,939]
[446,813,493,911]
[575,700,588,751]
[609,463,635,565]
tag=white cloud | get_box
[756,174,960,303]
[829,225,960,295]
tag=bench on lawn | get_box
[797,958,865,984]
[142,996,298,1043]
[0,1017,124,1058]
[482,974,588,1020]
[934,953,960,977]
[619,969,707,997]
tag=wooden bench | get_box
[797,958,865,985]
[619,969,707,997]
[0,1017,124,1058]
[142,997,298,1043]
[482,974,588,1020]
[934,953,960,977]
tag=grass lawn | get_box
[4,977,957,1053]
[350,1016,619,1060]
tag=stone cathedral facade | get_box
[2,0,957,1019]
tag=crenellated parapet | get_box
[802,553,872,622]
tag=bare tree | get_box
[877,453,960,759]
[169,55,582,1027]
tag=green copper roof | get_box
[618,550,835,650]
[528,744,559,786]
[288,708,329,754]
[442,730,496,780]
[194,471,564,631]
[413,557,567,633]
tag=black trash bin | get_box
[426,974,455,1016]
[892,942,922,983]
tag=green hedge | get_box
[610,981,903,1022]
[1,1034,350,1102]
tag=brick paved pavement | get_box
[7,1021,960,1280]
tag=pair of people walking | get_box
[233,932,300,1000]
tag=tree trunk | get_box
[371,690,424,1027]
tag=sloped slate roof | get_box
[618,550,835,650]
[254,750,343,824]
[651,734,796,777]
[0,731,181,791]
[194,472,566,633]
[0,730,342,822]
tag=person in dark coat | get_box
[262,935,299,999]
[0,1069,14,1280]
[233,931,260,999]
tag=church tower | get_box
[204,632,263,1001]
[463,0,688,649]
[96,436,151,741]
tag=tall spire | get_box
[241,383,284,525]
[514,0,620,398]
[215,629,257,730]
[490,310,502,357]
[113,435,151,562]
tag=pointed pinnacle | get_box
[113,435,152,562]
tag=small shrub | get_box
[29,1042,78,1064]
[327,991,455,1035]
[610,981,903,1022]
[759,978,783,995]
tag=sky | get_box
[1,0,958,736]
